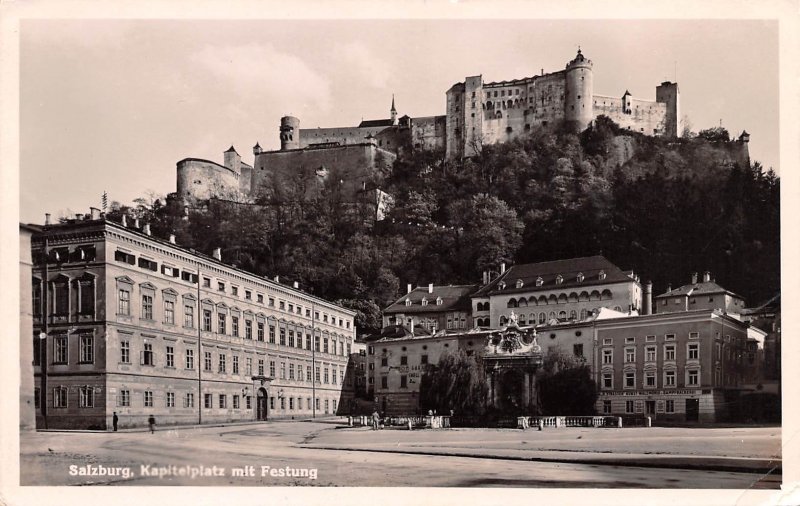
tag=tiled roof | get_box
[655,281,742,299]
[473,256,635,297]
[384,284,479,314]
[358,118,393,128]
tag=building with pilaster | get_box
[28,213,356,430]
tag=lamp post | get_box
[311,302,316,419]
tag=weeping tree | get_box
[418,349,489,415]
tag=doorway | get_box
[257,387,268,421]
[645,400,655,416]
[685,398,699,422]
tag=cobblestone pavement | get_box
[17,421,781,490]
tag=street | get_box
[19,420,781,488]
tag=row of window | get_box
[114,249,352,329]
[379,354,429,367]
[601,343,700,364]
[117,288,351,355]
[119,340,349,385]
[32,274,96,318]
[601,368,700,390]
[39,387,337,414]
[601,399,678,415]
[601,333,701,345]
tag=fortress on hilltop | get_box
[176,49,682,203]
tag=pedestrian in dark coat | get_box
[112,412,118,432]
[148,414,156,434]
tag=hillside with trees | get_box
[104,117,780,335]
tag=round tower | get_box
[279,116,300,150]
[564,48,594,133]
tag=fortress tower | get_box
[656,81,680,137]
[224,145,241,174]
[280,116,300,150]
[564,48,594,133]
[391,95,398,126]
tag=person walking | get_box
[112,412,118,432]
[148,414,156,434]
[371,410,380,431]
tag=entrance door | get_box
[685,398,699,422]
[257,388,268,421]
[645,401,656,415]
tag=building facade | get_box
[382,284,478,332]
[593,310,750,423]
[471,255,644,329]
[29,215,356,430]
[654,271,746,315]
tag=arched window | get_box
[558,311,567,319]
[580,309,587,320]
[405,298,411,306]
[76,273,96,316]
[536,277,544,287]
[570,310,577,320]
[52,275,70,318]
[516,279,524,288]
[539,312,546,324]
[499,316,508,326]
[507,299,518,308]
[555,275,563,285]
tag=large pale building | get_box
[28,214,356,430]
[471,255,646,329]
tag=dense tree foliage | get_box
[113,117,779,336]
[535,347,598,415]
[418,349,489,415]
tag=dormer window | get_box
[498,281,506,290]
[535,277,543,287]
[577,272,584,283]
[599,270,606,281]
[555,275,563,285]
[436,297,443,306]
[515,279,524,288]
[421,297,428,306]
[405,299,411,306]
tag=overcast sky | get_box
[19,18,778,223]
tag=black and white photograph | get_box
[1,1,797,505]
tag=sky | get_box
[18,18,779,224]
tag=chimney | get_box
[293,281,299,289]
[407,283,412,294]
[643,281,653,315]
[143,223,151,236]
[274,275,280,283]
[75,213,84,220]
[691,272,698,284]
[121,215,127,227]
[500,262,506,274]
[134,218,140,229]
[212,247,221,261]
[44,213,51,225]
[667,284,672,292]
[169,234,176,244]
[90,207,100,220]
[703,271,711,283]
[428,283,433,294]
